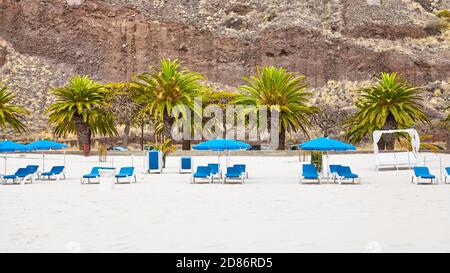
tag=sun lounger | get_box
[336,166,361,184]
[2,167,35,184]
[148,150,163,173]
[115,167,136,184]
[39,166,66,180]
[207,163,222,179]
[26,165,39,178]
[192,166,213,184]
[412,166,436,185]
[233,164,248,178]
[81,167,115,184]
[224,166,245,184]
[300,164,321,184]
[179,157,193,173]
[329,164,342,182]
[445,167,450,184]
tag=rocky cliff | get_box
[0,0,449,141]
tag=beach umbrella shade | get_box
[26,140,69,171]
[26,140,68,150]
[299,137,356,179]
[0,140,30,152]
[193,139,251,151]
[193,139,251,168]
[299,137,356,151]
[0,140,31,174]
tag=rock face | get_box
[0,0,449,140]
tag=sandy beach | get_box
[0,153,449,253]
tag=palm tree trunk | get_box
[73,114,91,151]
[140,122,145,151]
[122,121,131,146]
[381,113,397,150]
[278,122,286,150]
[377,137,386,151]
[162,115,174,142]
[182,140,191,150]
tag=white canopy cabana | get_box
[373,129,420,170]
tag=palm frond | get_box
[0,85,29,132]
[46,75,117,137]
[233,66,315,135]
[346,72,429,144]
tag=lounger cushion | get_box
[83,174,99,179]
[225,167,242,178]
[302,164,320,179]
[418,174,435,179]
[413,167,435,180]
[181,157,192,169]
[207,164,220,175]
[194,173,209,178]
[337,166,359,179]
[193,166,211,178]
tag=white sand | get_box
[0,152,449,253]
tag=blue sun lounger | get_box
[81,167,115,184]
[39,166,66,180]
[115,167,136,184]
[2,167,35,184]
[233,164,248,179]
[445,167,450,184]
[179,157,193,173]
[412,166,436,184]
[224,166,245,184]
[336,166,361,184]
[207,163,222,179]
[329,164,342,182]
[300,164,321,184]
[192,166,213,184]
[148,150,163,174]
[25,165,39,178]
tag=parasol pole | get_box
[3,153,6,175]
[42,151,45,172]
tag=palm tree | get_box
[0,85,29,132]
[134,58,204,150]
[233,66,315,150]
[347,72,428,150]
[47,75,118,151]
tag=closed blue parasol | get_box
[193,139,251,151]
[299,137,356,151]
[26,140,68,150]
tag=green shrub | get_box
[310,152,323,172]
[437,9,450,21]
[203,90,239,106]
